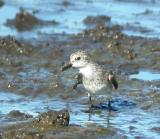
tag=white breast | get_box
[79,66,93,78]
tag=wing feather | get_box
[107,71,118,89]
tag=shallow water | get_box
[0,91,159,138]
[130,70,160,81]
[0,0,160,38]
[0,64,160,138]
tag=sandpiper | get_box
[62,50,118,110]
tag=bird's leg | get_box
[72,74,82,89]
[108,99,112,111]
[88,93,93,109]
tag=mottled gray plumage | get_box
[62,50,118,110]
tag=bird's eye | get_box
[75,57,81,60]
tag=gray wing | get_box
[73,74,83,89]
[106,71,118,90]
[92,64,118,89]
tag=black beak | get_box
[61,62,72,71]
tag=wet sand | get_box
[0,0,160,139]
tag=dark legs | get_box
[108,99,117,111]
[89,95,92,105]
[108,99,112,111]
[88,94,114,111]
[88,93,93,109]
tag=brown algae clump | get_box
[6,8,58,31]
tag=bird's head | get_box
[62,50,91,71]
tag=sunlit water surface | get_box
[0,91,159,138]
[0,0,160,38]
[130,70,160,81]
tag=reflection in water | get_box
[88,110,112,127]
[0,92,160,138]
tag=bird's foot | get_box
[108,100,117,111]
[108,106,118,111]
[88,105,93,112]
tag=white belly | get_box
[83,83,106,94]
[82,77,108,94]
